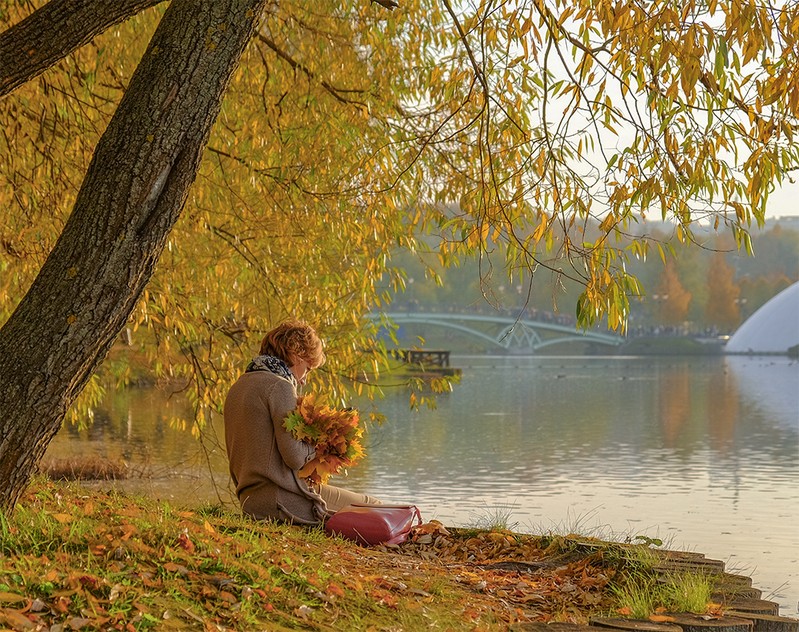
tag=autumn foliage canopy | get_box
[1,0,798,512]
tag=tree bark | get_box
[0,0,266,512]
[0,0,167,99]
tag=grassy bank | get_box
[0,479,731,631]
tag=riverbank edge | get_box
[1,479,795,631]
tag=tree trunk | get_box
[0,0,166,99]
[0,0,266,512]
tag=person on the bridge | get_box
[224,319,381,524]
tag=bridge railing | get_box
[368,311,624,352]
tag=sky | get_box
[767,179,799,218]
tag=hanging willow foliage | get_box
[1,0,796,425]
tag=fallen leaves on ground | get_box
[398,521,616,621]
[0,482,623,631]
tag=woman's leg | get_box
[318,484,382,512]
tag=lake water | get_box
[45,354,799,617]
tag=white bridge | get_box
[366,311,624,353]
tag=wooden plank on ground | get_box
[724,612,799,632]
[589,616,683,632]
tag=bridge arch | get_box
[366,312,624,353]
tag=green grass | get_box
[467,502,520,532]
[611,570,714,618]
[662,571,714,613]
[611,574,662,619]
[0,479,510,630]
[0,478,734,630]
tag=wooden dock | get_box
[392,349,461,376]
[510,549,798,632]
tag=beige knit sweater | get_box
[223,370,329,524]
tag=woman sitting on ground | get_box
[224,319,381,524]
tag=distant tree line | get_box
[386,219,799,336]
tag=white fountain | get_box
[725,281,799,354]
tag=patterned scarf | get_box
[245,355,297,388]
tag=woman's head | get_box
[259,320,326,378]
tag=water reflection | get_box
[50,388,229,491]
[726,355,799,431]
[340,356,798,616]
[45,355,799,616]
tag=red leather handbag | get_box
[324,504,422,546]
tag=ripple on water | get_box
[46,355,799,617]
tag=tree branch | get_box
[0,0,165,99]
[255,33,370,106]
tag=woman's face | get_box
[288,356,312,387]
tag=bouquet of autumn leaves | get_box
[283,394,365,485]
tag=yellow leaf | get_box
[51,513,73,524]
[0,591,26,603]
